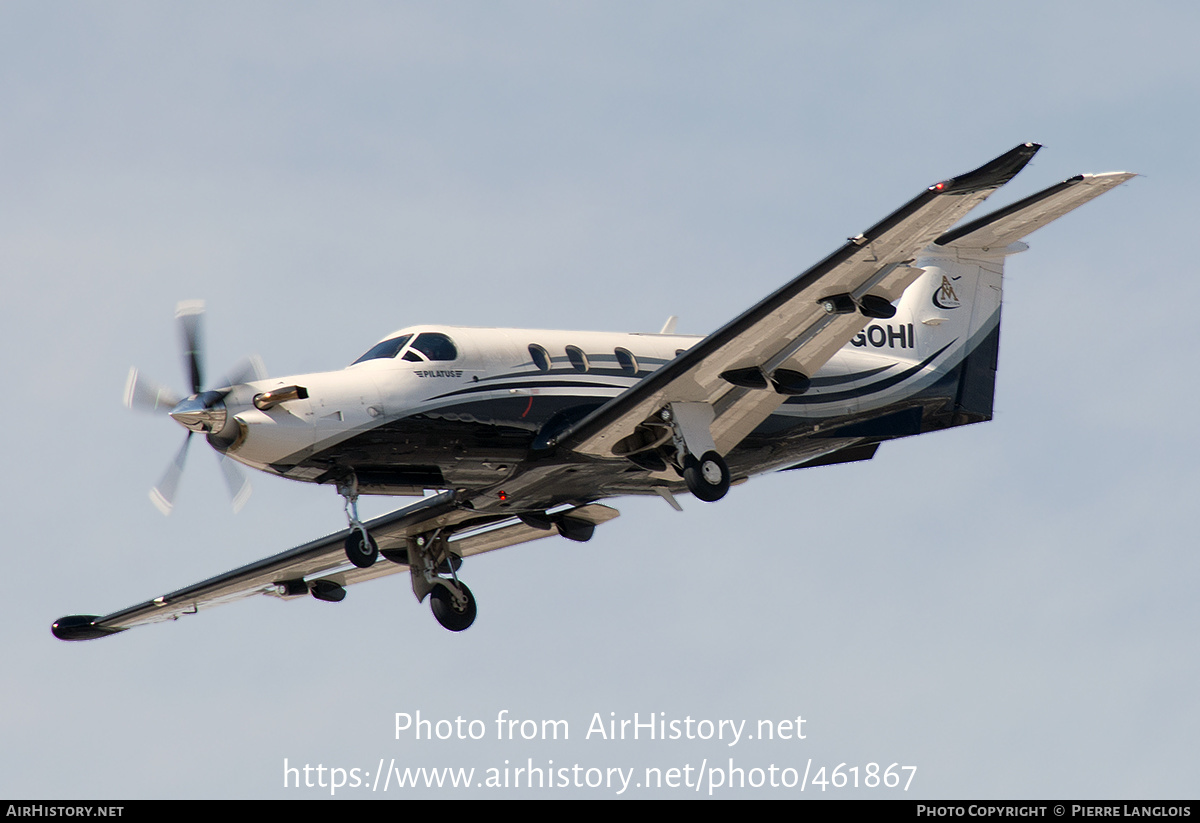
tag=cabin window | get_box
[409,332,458,362]
[614,347,638,375]
[529,344,551,371]
[565,345,589,373]
[351,334,412,365]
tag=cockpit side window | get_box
[351,334,412,365]
[409,332,458,362]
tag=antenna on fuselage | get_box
[659,316,678,334]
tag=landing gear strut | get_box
[339,476,378,568]
[662,403,731,503]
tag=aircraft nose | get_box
[168,393,228,433]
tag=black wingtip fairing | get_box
[51,615,125,641]
[937,142,1042,195]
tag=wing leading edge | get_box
[552,143,1043,462]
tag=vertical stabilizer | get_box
[904,248,1006,423]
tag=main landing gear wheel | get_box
[345,530,378,568]
[430,582,477,632]
[683,450,730,502]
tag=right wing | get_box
[551,143,1043,462]
[52,493,618,640]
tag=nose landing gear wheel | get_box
[345,531,379,568]
[683,450,730,502]
[430,582,477,632]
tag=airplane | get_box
[52,143,1132,640]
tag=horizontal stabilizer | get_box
[935,172,1135,250]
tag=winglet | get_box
[937,143,1041,195]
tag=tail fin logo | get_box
[932,275,962,310]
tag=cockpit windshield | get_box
[351,334,412,365]
[409,332,458,361]
[350,331,459,366]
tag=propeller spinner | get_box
[124,300,265,515]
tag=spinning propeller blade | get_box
[176,299,205,396]
[218,454,252,514]
[123,368,183,413]
[128,300,265,516]
[150,432,192,515]
[215,354,266,391]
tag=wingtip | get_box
[52,615,124,641]
[1064,171,1138,194]
[937,143,1042,195]
[1083,171,1138,184]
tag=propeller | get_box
[124,300,265,515]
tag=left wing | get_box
[553,143,1041,461]
[52,493,618,640]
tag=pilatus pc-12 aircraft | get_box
[53,143,1131,639]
